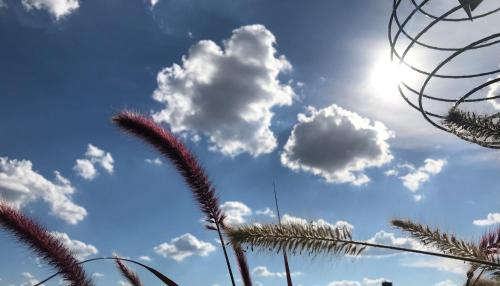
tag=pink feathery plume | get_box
[113,111,253,286]
[0,202,93,286]
[112,111,223,225]
[115,257,143,286]
[479,227,500,255]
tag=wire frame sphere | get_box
[389,0,500,148]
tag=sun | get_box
[369,53,417,99]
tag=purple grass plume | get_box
[113,111,252,286]
[115,256,143,286]
[479,227,500,256]
[112,111,223,226]
[0,202,93,286]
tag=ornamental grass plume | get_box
[115,256,143,286]
[112,111,251,286]
[0,202,93,286]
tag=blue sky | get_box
[1,0,500,286]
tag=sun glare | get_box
[369,55,416,99]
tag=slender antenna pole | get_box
[273,181,293,286]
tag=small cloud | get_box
[327,280,361,286]
[50,231,98,260]
[22,0,79,20]
[364,230,422,257]
[473,213,500,226]
[402,256,468,274]
[281,214,353,231]
[73,159,97,180]
[252,266,302,278]
[400,159,446,192]
[149,0,159,7]
[255,208,276,218]
[220,201,252,226]
[92,273,104,278]
[0,0,7,8]
[435,280,457,286]
[145,158,163,166]
[188,31,193,38]
[138,256,152,261]
[74,144,114,180]
[154,233,216,261]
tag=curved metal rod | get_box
[410,0,500,22]
[33,257,179,286]
[418,32,500,130]
[390,1,500,79]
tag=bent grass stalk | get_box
[113,111,251,286]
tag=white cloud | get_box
[0,157,87,224]
[487,75,500,110]
[152,24,294,157]
[362,278,390,285]
[255,208,276,218]
[281,104,393,186]
[473,213,500,226]
[435,280,457,286]
[145,158,163,166]
[92,273,104,278]
[400,159,446,192]
[402,257,468,275]
[50,231,98,260]
[138,256,152,261]
[281,214,354,231]
[20,272,41,286]
[73,159,97,180]
[0,0,7,8]
[149,0,159,7]
[327,278,391,286]
[74,144,114,180]
[364,230,422,257]
[22,0,79,19]
[154,233,216,261]
[118,280,131,286]
[327,280,361,286]
[252,266,302,278]
[220,201,252,226]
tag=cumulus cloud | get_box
[281,105,393,186]
[74,144,114,180]
[281,214,354,231]
[20,272,40,286]
[50,231,98,260]
[364,230,422,257]
[145,158,163,166]
[255,208,276,218]
[154,233,216,261]
[327,280,361,286]
[400,159,446,192]
[0,157,87,224]
[473,213,500,226]
[22,0,79,19]
[435,280,458,286]
[487,74,500,110]
[220,201,252,225]
[138,255,152,261]
[402,257,468,274]
[252,266,302,278]
[327,278,391,286]
[152,24,294,157]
